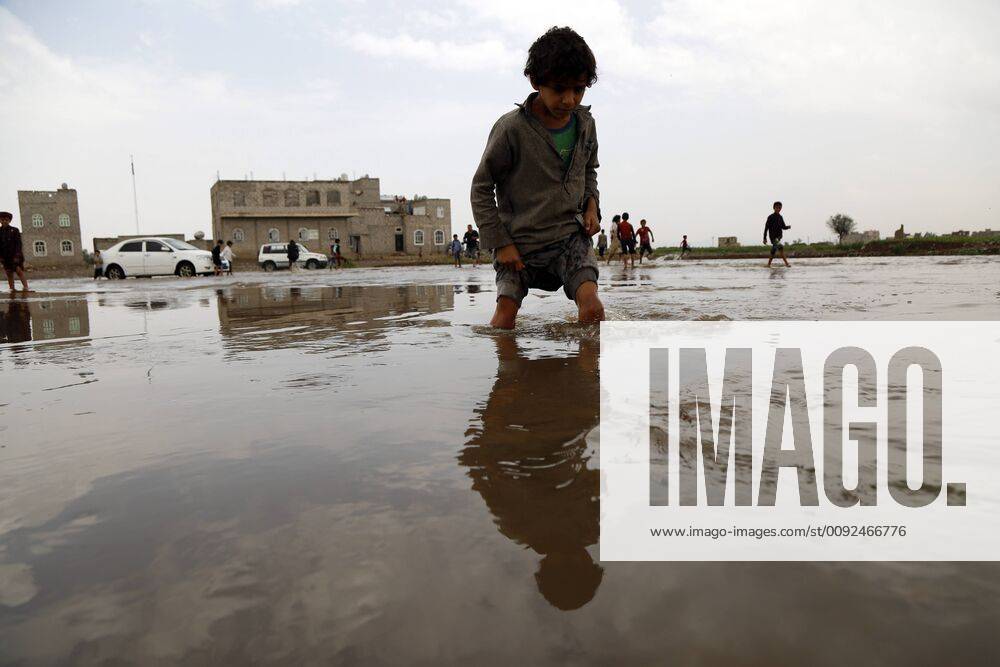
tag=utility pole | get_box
[130,155,140,235]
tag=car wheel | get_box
[176,261,196,277]
[105,264,125,280]
[305,259,319,270]
[263,261,276,272]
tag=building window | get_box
[263,190,279,206]
[60,240,74,255]
[59,213,71,227]
[413,206,426,216]
[233,228,245,242]
[34,240,47,256]
[32,214,44,228]
[69,317,81,335]
[234,191,246,207]
[298,227,310,241]
[327,190,342,206]
[284,190,299,207]
[42,319,55,337]
[434,230,445,245]
[413,230,425,246]
[306,190,320,206]
[328,228,339,241]
[436,206,445,219]
[267,228,280,242]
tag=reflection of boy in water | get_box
[459,335,602,610]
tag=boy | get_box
[329,237,343,269]
[471,26,604,329]
[679,235,690,258]
[0,212,29,292]
[763,201,791,267]
[221,240,235,275]
[286,238,300,271]
[605,214,621,264]
[618,212,636,268]
[596,228,607,258]
[449,234,463,267]
[636,219,654,263]
[211,239,224,276]
[93,249,104,279]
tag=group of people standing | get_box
[211,239,237,275]
[595,212,657,268]
[448,224,482,268]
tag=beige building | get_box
[842,230,880,244]
[210,177,452,259]
[718,236,740,247]
[17,184,85,268]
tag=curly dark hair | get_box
[523,26,597,87]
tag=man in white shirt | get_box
[221,241,236,275]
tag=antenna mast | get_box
[130,155,140,234]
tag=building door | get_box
[349,235,361,255]
[395,232,404,252]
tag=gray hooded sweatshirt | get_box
[471,93,600,255]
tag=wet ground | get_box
[1,256,999,665]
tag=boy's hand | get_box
[583,198,600,236]
[496,244,525,271]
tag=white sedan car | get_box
[102,238,216,279]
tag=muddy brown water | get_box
[1,257,999,664]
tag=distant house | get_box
[718,236,739,248]
[841,230,880,245]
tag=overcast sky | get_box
[1,0,998,247]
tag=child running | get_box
[93,249,104,279]
[636,219,654,263]
[605,214,621,264]
[618,212,636,268]
[679,235,690,258]
[471,27,604,329]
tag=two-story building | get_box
[209,176,452,259]
[16,184,85,268]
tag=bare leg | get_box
[4,269,13,291]
[490,295,519,329]
[780,248,790,267]
[574,281,605,324]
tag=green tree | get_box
[827,213,856,242]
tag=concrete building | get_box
[210,176,452,260]
[841,230,880,244]
[17,184,84,268]
[718,236,739,248]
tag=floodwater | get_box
[1,256,999,665]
